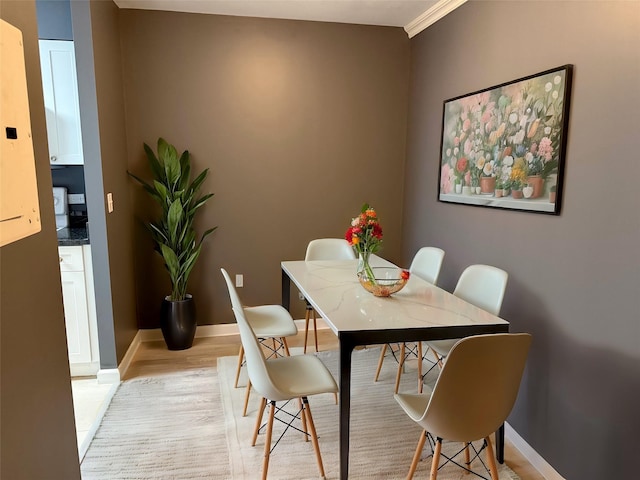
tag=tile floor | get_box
[71,377,119,460]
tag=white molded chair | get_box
[230,286,338,480]
[395,333,532,479]
[374,247,445,393]
[424,264,508,370]
[409,247,446,285]
[221,268,298,417]
[303,238,355,353]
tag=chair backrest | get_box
[220,267,244,313]
[409,247,445,285]
[419,333,532,442]
[453,264,508,316]
[221,268,282,400]
[305,238,356,261]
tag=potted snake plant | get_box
[130,138,216,350]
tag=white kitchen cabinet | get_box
[59,245,99,375]
[39,40,84,165]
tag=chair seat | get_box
[245,305,298,338]
[428,339,459,357]
[266,355,338,401]
[394,393,431,422]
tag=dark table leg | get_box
[281,269,290,310]
[339,337,354,480]
[497,424,505,463]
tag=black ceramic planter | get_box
[160,294,197,350]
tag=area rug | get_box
[80,367,230,479]
[219,346,520,479]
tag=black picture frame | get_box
[437,65,573,214]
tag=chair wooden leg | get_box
[430,347,444,368]
[374,344,388,382]
[430,437,442,480]
[303,308,311,354]
[484,436,499,479]
[407,429,428,480]
[234,345,244,388]
[464,442,471,474]
[298,398,308,442]
[251,397,267,446]
[242,379,252,417]
[302,397,326,479]
[395,343,407,394]
[261,401,276,480]
[282,337,291,356]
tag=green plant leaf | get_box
[160,243,180,280]
[199,226,217,243]
[188,193,214,215]
[159,139,181,189]
[148,221,169,243]
[153,180,169,203]
[178,150,191,191]
[188,169,209,196]
[144,142,165,183]
[180,246,202,289]
[166,200,184,246]
[128,171,163,203]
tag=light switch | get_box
[107,192,113,213]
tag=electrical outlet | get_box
[235,274,243,288]
[67,193,85,204]
[298,292,305,301]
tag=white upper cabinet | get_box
[39,40,84,165]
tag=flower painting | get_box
[438,65,572,214]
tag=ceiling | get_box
[113,0,467,38]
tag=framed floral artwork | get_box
[438,65,573,214]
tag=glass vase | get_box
[357,251,375,284]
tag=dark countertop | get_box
[57,226,90,246]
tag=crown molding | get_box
[404,0,468,38]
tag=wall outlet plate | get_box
[67,193,85,204]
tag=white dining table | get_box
[281,256,510,480]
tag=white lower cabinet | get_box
[59,245,99,376]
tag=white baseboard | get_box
[69,361,99,377]
[505,422,565,480]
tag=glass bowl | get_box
[357,267,410,297]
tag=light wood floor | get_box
[128,328,545,480]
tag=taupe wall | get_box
[403,2,640,478]
[120,10,410,327]
[0,1,80,478]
